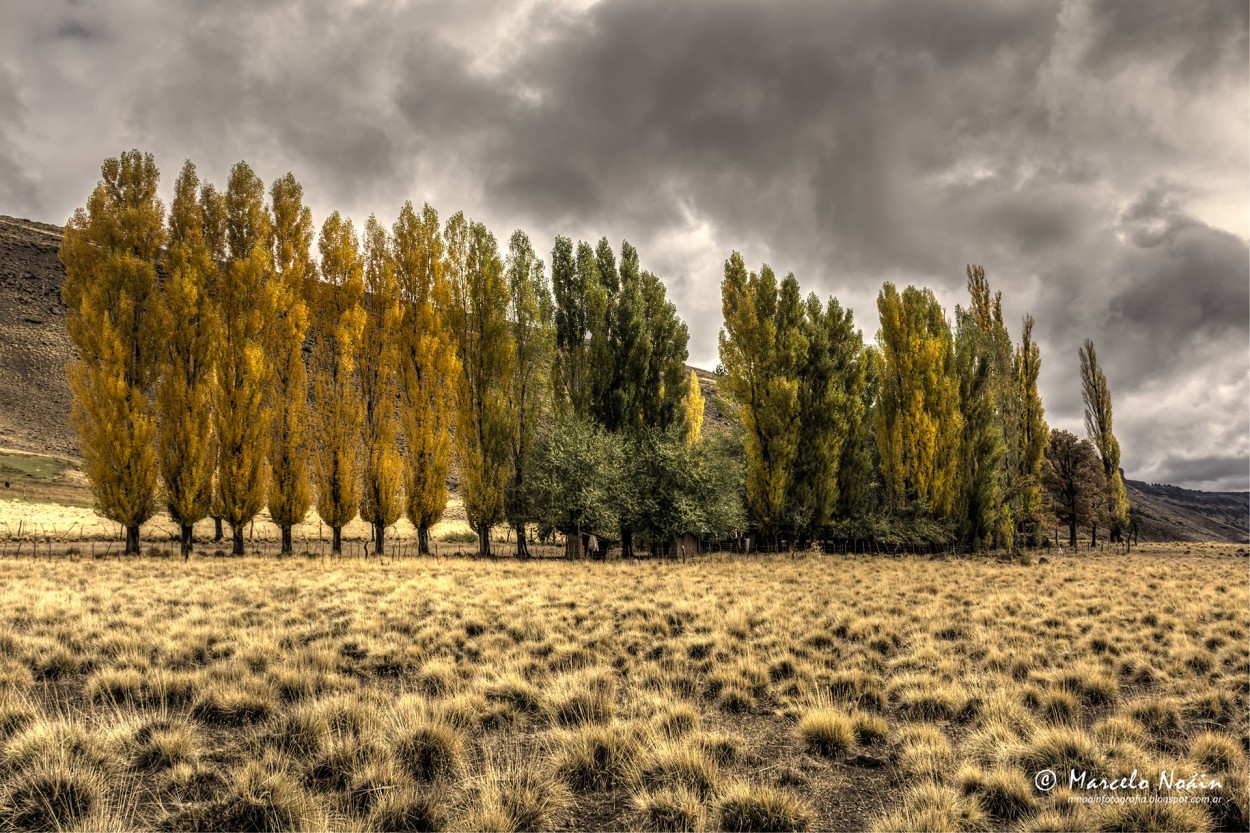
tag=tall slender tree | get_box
[200,181,228,544]
[953,267,1009,549]
[1014,316,1049,545]
[359,215,404,555]
[788,294,863,542]
[266,173,314,555]
[503,230,554,558]
[874,283,961,522]
[446,213,514,556]
[311,212,366,554]
[214,162,275,555]
[1079,339,1129,543]
[550,235,588,414]
[155,160,217,558]
[718,253,807,544]
[394,202,458,555]
[59,150,165,555]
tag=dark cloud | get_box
[0,0,1244,490]
[1080,0,1248,86]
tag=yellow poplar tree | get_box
[359,215,404,555]
[59,150,164,555]
[682,370,705,446]
[393,202,459,555]
[200,181,228,543]
[446,212,514,557]
[155,160,217,558]
[717,252,807,543]
[875,283,962,521]
[266,173,314,554]
[215,161,275,555]
[312,211,366,554]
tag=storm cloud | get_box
[1,0,1246,489]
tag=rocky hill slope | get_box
[1,213,1244,543]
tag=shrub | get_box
[129,716,202,771]
[852,712,889,746]
[550,723,639,791]
[957,765,1034,821]
[466,757,572,832]
[1188,731,1245,773]
[1010,725,1104,776]
[544,669,615,726]
[1125,696,1183,739]
[393,718,465,782]
[716,782,812,832]
[869,782,988,833]
[894,725,954,783]
[0,751,107,832]
[632,786,706,832]
[370,785,448,832]
[798,708,855,758]
[633,739,721,799]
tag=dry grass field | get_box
[0,550,1245,832]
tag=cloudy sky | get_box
[2,0,1246,490]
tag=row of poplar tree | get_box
[63,150,1128,558]
[716,257,1131,550]
[61,150,729,558]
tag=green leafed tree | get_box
[550,235,589,415]
[874,283,961,523]
[311,211,366,554]
[359,215,404,556]
[953,267,1009,549]
[446,213,514,556]
[525,416,624,559]
[394,202,458,555]
[1042,429,1103,549]
[787,293,864,542]
[1079,339,1129,544]
[718,253,807,544]
[214,161,275,555]
[59,150,165,555]
[503,230,554,557]
[1014,316,1049,546]
[155,160,218,558]
[266,173,314,554]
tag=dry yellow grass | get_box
[0,549,1244,831]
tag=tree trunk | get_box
[180,523,193,560]
[1068,521,1076,549]
[331,526,342,555]
[125,525,140,555]
[232,525,245,556]
[1090,525,1096,548]
[280,526,293,555]
[621,525,633,558]
[417,525,430,556]
[514,522,529,558]
[213,517,223,542]
[477,524,491,557]
[374,522,385,557]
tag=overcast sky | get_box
[2,0,1246,490]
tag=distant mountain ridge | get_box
[2,213,1245,543]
